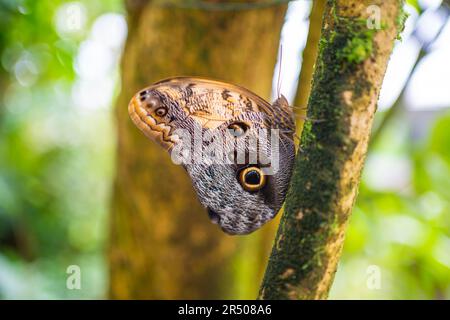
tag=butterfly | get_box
[128,77,295,235]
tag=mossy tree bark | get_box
[110,0,286,299]
[259,0,405,299]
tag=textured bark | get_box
[110,0,286,299]
[259,0,405,299]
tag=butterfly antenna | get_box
[280,130,297,144]
[278,134,289,152]
[277,44,283,98]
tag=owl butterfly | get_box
[128,77,295,235]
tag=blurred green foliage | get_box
[330,110,450,299]
[0,0,448,299]
[0,0,123,298]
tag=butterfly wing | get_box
[128,77,296,234]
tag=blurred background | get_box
[0,0,449,299]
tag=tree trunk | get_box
[259,0,405,300]
[110,0,286,299]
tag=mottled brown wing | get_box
[154,77,271,110]
[155,76,295,140]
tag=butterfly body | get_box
[129,77,295,235]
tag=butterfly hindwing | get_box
[128,77,296,234]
